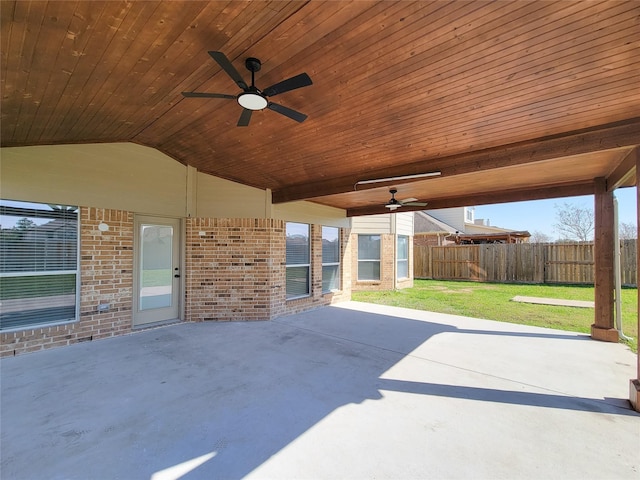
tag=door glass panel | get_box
[140,224,173,310]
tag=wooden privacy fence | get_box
[414,240,637,286]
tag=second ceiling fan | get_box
[385,189,428,211]
[182,51,313,126]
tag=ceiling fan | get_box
[182,51,312,126]
[385,189,428,211]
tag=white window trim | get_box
[322,226,340,294]
[322,261,340,293]
[0,201,80,332]
[465,207,475,223]
[397,235,409,280]
[357,234,381,281]
[285,223,311,300]
[285,264,311,300]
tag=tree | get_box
[14,217,35,231]
[530,230,553,243]
[619,221,637,240]
[553,202,594,242]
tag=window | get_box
[286,223,310,299]
[358,234,380,280]
[322,226,340,293]
[465,207,474,223]
[0,200,79,331]
[397,235,409,279]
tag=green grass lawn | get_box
[0,274,76,299]
[142,268,172,288]
[352,279,638,352]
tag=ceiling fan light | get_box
[237,92,268,110]
[385,197,400,209]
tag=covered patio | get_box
[2,302,637,479]
[2,1,639,408]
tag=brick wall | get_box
[381,233,396,289]
[351,233,397,291]
[350,233,414,291]
[1,208,134,356]
[186,219,351,321]
[185,218,285,321]
[280,225,351,317]
[414,233,440,246]
[2,214,352,355]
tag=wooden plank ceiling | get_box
[2,1,639,216]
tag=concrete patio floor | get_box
[1,301,638,480]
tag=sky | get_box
[474,186,637,238]
[0,200,52,229]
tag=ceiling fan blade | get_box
[400,197,418,203]
[267,102,308,123]
[262,73,313,97]
[208,51,248,90]
[402,202,428,207]
[182,92,236,99]
[237,108,252,127]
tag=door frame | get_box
[132,215,184,327]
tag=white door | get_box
[133,216,181,327]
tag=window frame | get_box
[357,234,381,281]
[397,235,409,280]
[0,199,80,332]
[285,222,311,300]
[466,207,474,223]
[321,226,340,294]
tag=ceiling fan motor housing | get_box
[245,57,262,73]
[386,188,400,208]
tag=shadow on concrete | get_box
[378,379,637,416]
[1,303,637,480]
[456,329,592,341]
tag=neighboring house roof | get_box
[415,209,523,235]
[22,219,77,241]
[465,222,518,235]
[449,231,531,244]
[414,211,456,235]
[414,209,531,244]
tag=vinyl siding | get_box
[351,214,391,234]
[426,207,467,232]
[395,212,414,236]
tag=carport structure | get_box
[1,1,639,409]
